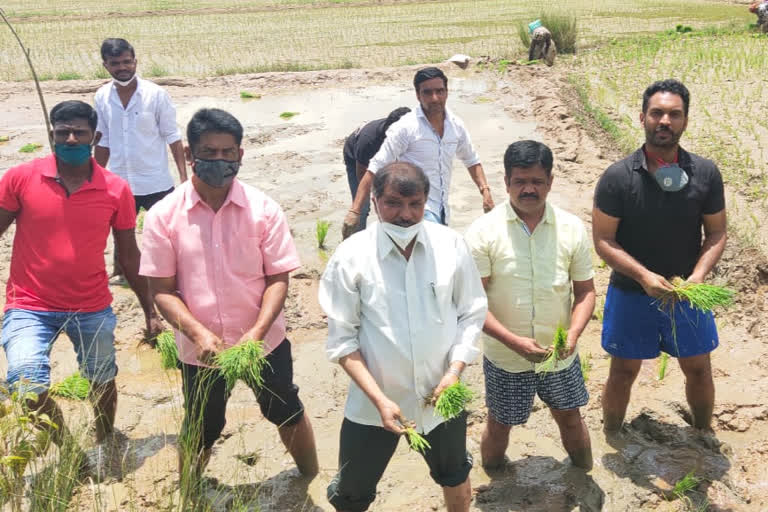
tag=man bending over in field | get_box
[140,108,319,483]
[0,100,162,475]
[593,79,727,435]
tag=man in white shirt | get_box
[342,67,494,238]
[94,38,187,280]
[320,162,487,512]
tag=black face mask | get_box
[193,158,240,188]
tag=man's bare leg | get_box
[678,353,715,431]
[480,415,512,469]
[443,477,472,512]
[278,413,319,476]
[550,408,593,470]
[90,380,117,444]
[26,389,68,445]
[602,356,642,433]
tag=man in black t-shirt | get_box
[341,107,410,238]
[592,79,727,434]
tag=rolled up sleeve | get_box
[139,209,176,278]
[319,255,361,363]
[157,90,182,145]
[570,222,595,282]
[449,238,487,364]
[455,121,481,168]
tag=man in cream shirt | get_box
[465,140,595,470]
[320,162,487,512]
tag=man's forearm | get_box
[153,291,210,344]
[355,162,368,182]
[595,238,652,283]
[351,171,374,212]
[482,311,526,354]
[121,258,156,316]
[568,289,596,344]
[169,140,187,182]
[339,350,389,408]
[242,273,288,341]
[690,231,727,281]
[467,163,489,191]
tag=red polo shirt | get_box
[0,155,136,312]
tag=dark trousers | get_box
[344,156,370,230]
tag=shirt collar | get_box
[41,154,107,191]
[633,145,693,174]
[184,178,247,211]
[505,200,554,225]
[376,221,426,260]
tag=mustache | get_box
[519,193,539,200]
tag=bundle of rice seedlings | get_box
[658,352,670,380]
[155,330,179,370]
[316,219,330,249]
[535,326,567,374]
[434,381,473,420]
[215,340,269,392]
[403,426,431,454]
[49,372,90,400]
[660,278,734,313]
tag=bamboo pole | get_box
[0,8,54,153]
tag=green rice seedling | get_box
[279,111,299,119]
[540,12,579,54]
[672,469,701,498]
[239,91,261,99]
[434,381,473,420]
[215,339,269,393]
[19,142,42,153]
[49,372,90,400]
[658,352,669,380]
[155,330,179,370]
[517,22,531,49]
[136,206,147,233]
[403,426,431,454]
[660,278,734,313]
[316,219,330,249]
[535,326,568,374]
[580,352,592,382]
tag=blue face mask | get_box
[54,143,92,166]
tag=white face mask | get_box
[380,221,422,250]
[113,74,137,87]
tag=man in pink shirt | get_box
[0,100,161,456]
[140,108,319,481]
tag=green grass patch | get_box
[146,64,168,78]
[0,136,9,143]
[536,326,567,373]
[55,71,82,81]
[49,372,90,400]
[279,111,299,120]
[517,12,578,54]
[239,91,261,99]
[672,469,701,497]
[155,330,179,370]
[18,143,42,153]
[316,219,330,248]
[215,340,269,393]
[580,352,592,383]
[434,381,473,420]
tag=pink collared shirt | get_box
[139,179,300,366]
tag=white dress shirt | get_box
[367,105,481,223]
[319,221,487,434]
[94,77,181,196]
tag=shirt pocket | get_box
[136,112,158,137]
[230,236,264,280]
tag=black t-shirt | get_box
[594,146,725,291]
[343,118,388,167]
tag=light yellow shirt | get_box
[465,201,594,373]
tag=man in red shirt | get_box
[0,100,162,454]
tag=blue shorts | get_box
[483,356,589,427]
[601,285,719,359]
[2,307,118,393]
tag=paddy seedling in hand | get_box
[215,339,269,392]
[535,326,568,374]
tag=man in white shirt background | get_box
[320,162,487,512]
[94,38,187,281]
[342,67,494,238]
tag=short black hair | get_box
[503,140,554,179]
[373,162,430,199]
[50,100,98,132]
[413,67,448,92]
[186,108,244,152]
[100,38,135,60]
[376,107,411,138]
[642,79,690,116]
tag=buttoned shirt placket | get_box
[110,85,140,188]
[403,251,424,427]
[210,202,226,337]
[425,117,447,217]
